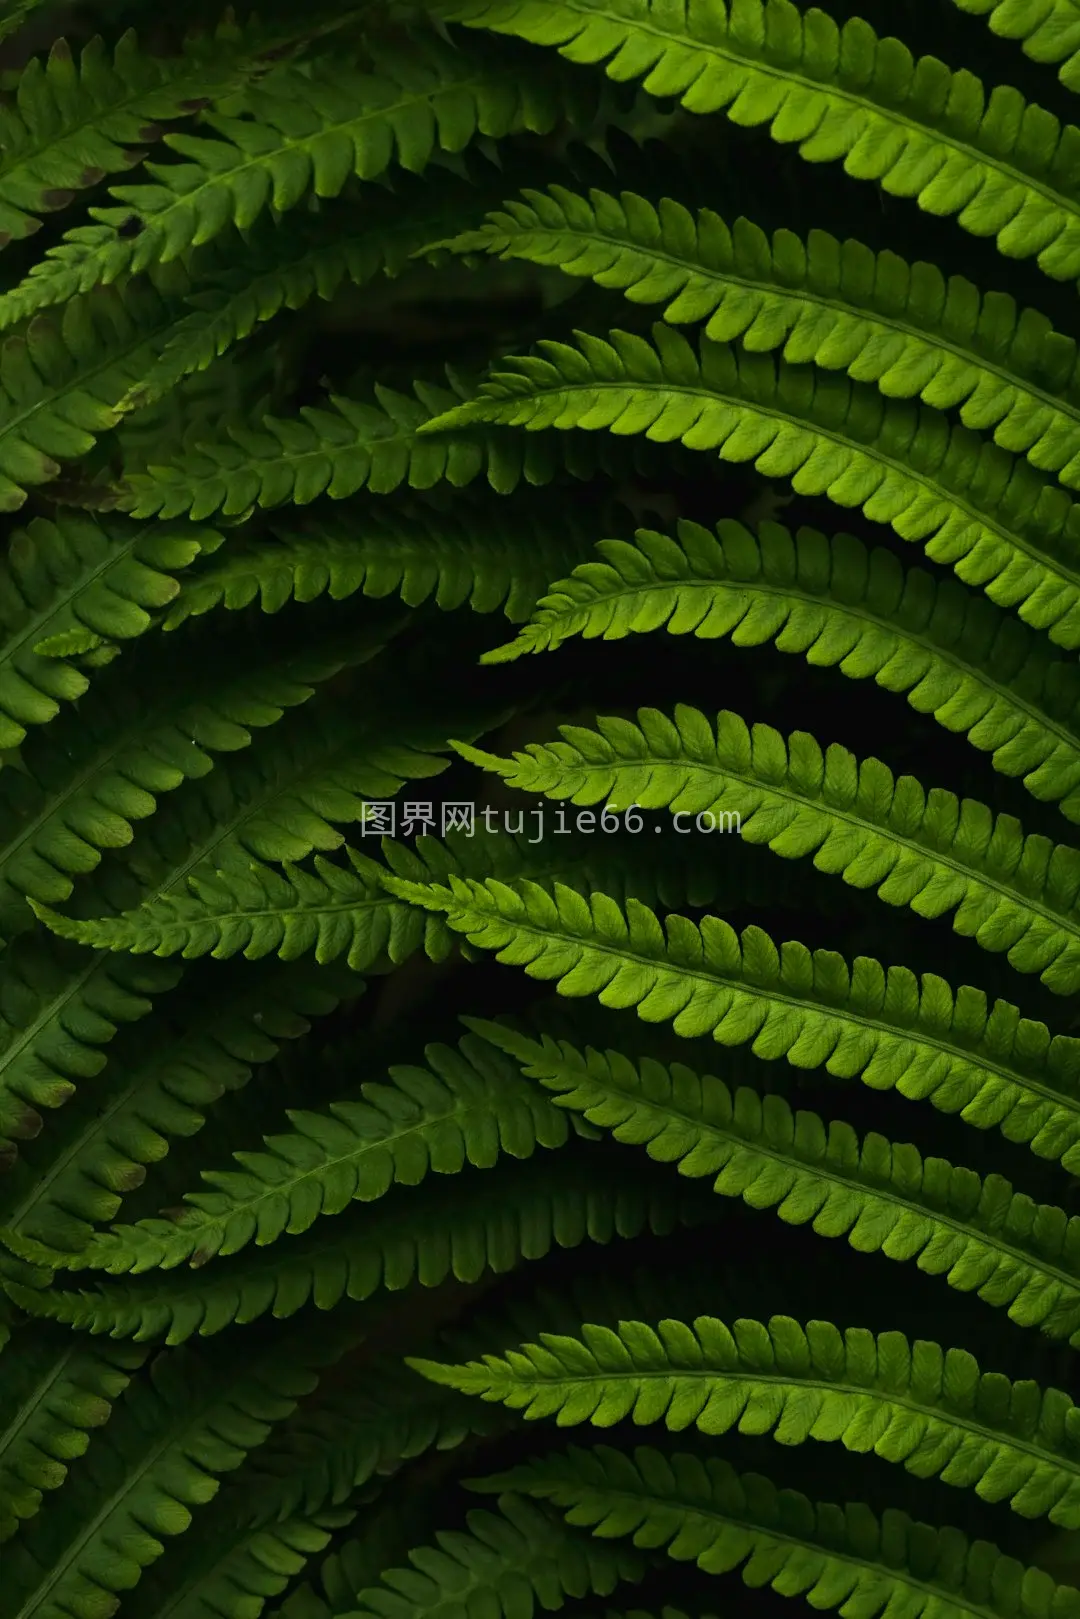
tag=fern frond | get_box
[458,705,1080,994]
[337,1494,644,1619]
[432,0,1080,282]
[0,276,197,510]
[33,845,455,971]
[0,511,213,744]
[237,1362,499,1525]
[0,38,599,326]
[414,1312,1080,1524]
[0,1330,147,1541]
[478,1444,1077,1619]
[441,184,1080,489]
[0,1152,699,1342]
[118,376,649,521]
[0,628,352,938]
[0,961,361,1253]
[57,1032,572,1275]
[163,502,598,628]
[0,19,288,247]
[378,874,1080,1171]
[950,0,1080,90]
[128,1509,351,1619]
[485,518,1080,824]
[0,1320,348,1619]
[424,324,1080,651]
[468,1019,1080,1344]
[0,933,180,1169]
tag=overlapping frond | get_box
[413,1312,1080,1523]
[485,518,1080,823]
[0,19,288,247]
[476,1445,1079,1619]
[163,502,597,627]
[56,1032,572,1275]
[0,932,180,1170]
[0,1330,147,1541]
[439,184,1080,488]
[0,627,352,938]
[431,0,1080,281]
[0,510,213,745]
[33,845,456,971]
[457,705,1080,994]
[0,38,599,328]
[378,874,1080,1171]
[469,1019,1080,1343]
[1,1320,347,1619]
[0,961,361,1253]
[0,1153,699,1343]
[424,325,1080,650]
[119,378,649,521]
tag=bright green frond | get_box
[458,704,1080,994]
[1,1152,697,1342]
[478,1444,1078,1619]
[0,1330,147,1541]
[424,325,1080,650]
[468,1018,1080,1344]
[950,0,1080,89]
[57,1032,571,1275]
[441,184,1080,488]
[380,874,1080,1171]
[413,1311,1080,1524]
[486,518,1080,824]
[432,0,1080,282]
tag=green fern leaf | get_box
[0,38,600,326]
[485,517,1080,823]
[440,184,1080,489]
[950,0,1080,89]
[424,324,1080,650]
[163,502,597,627]
[468,1019,1080,1344]
[413,1312,1080,1524]
[457,705,1080,994]
[0,20,289,247]
[0,1329,147,1541]
[55,1032,572,1275]
[0,1320,350,1619]
[0,932,179,1170]
[432,0,1080,282]
[340,1494,644,1619]
[0,960,361,1253]
[0,628,351,938]
[378,873,1080,1171]
[0,511,214,747]
[0,1152,698,1342]
[476,1444,1077,1619]
[32,846,454,971]
[118,376,648,521]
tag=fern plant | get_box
[11,1,1080,1618]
